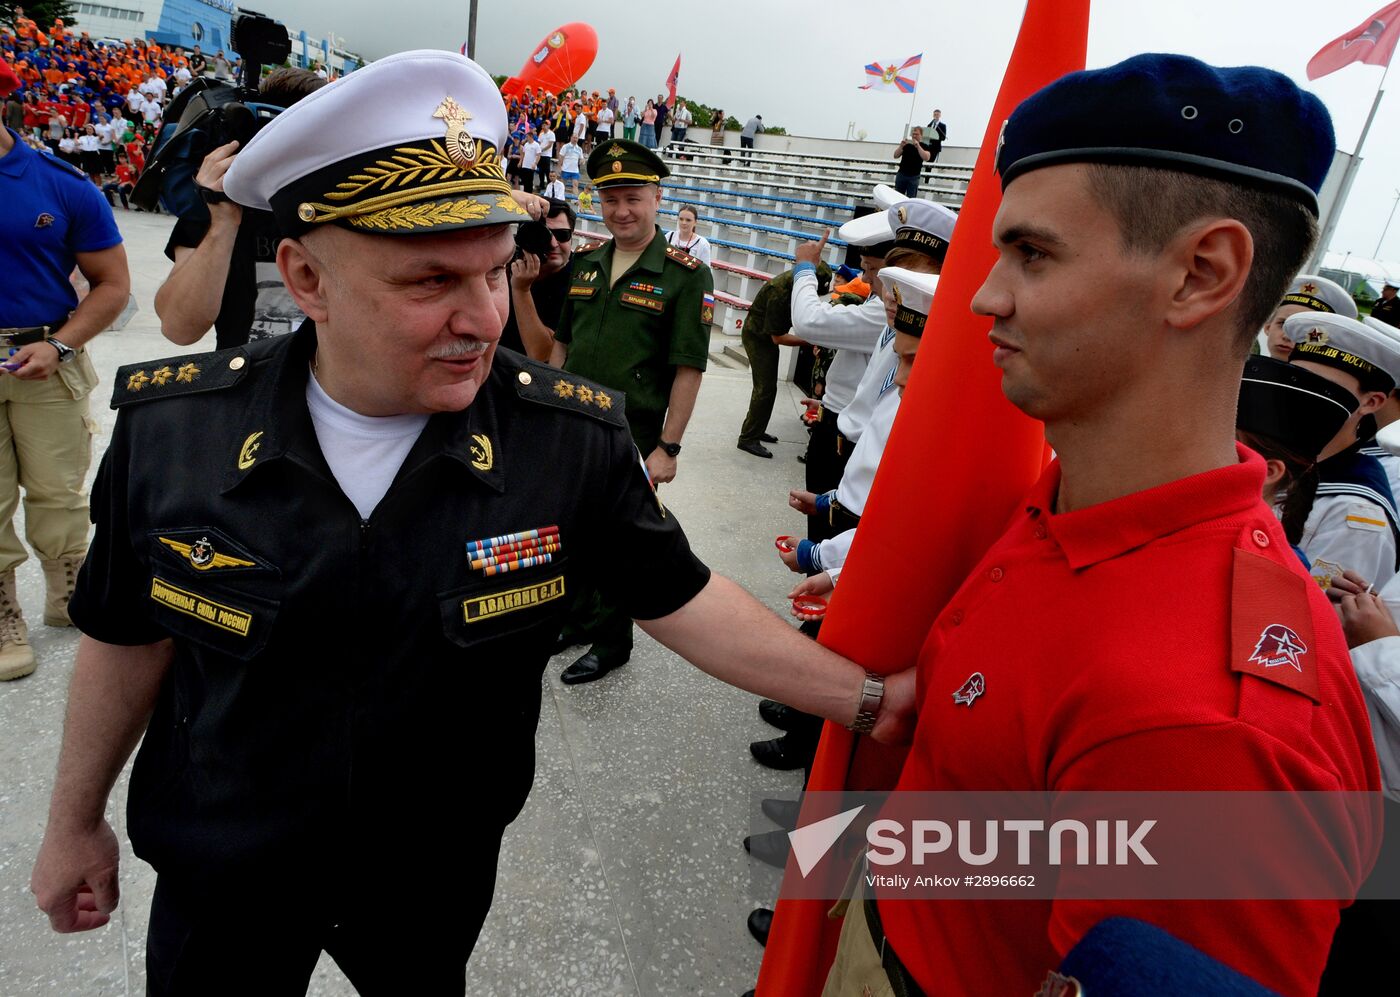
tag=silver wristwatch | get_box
[848,672,885,735]
[48,338,77,364]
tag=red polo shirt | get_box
[880,445,1380,997]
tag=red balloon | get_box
[500,22,598,98]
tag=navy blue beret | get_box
[997,54,1335,216]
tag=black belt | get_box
[828,499,861,533]
[862,892,926,997]
[0,318,66,346]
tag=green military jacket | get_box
[555,226,714,453]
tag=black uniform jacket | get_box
[69,325,710,892]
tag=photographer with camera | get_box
[892,125,931,198]
[502,199,577,361]
[153,67,325,349]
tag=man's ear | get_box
[277,235,331,324]
[1162,217,1253,334]
[1358,389,1390,417]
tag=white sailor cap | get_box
[880,266,940,338]
[1279,274,1357,319]
[1285,311,1400,392]
[224,49,527,236]
[887,199,957,260]
[837,183,912,247]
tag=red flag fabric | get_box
[1307,1,1400,80]
[754,1,1088,992]
[0,59,19,98]
[665,54,681,106]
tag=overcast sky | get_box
[275,0,1400,261]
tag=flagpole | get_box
[1312,60,1390,269]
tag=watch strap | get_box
[848,671,885,735]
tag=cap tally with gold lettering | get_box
[887,199,957,261]
[1237,356,1358,462]
[1280,274,1357,319]
[585,138,669,190]
[223,50,526,236]
[880,266,940,338]
[1285,311,1400,394]
[995,54,1335,216]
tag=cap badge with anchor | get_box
[432,96,478,169]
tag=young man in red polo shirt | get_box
[822,55,1382,997]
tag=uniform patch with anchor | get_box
[151,527,272,575]
[158,535,257,571]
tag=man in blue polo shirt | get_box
[0,65,130,681]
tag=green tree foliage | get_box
[678,98,785,135]
[1,1,79,33]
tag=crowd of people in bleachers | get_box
[500,84,704,198]
[0,8,337,210]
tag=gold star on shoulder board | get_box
[576,385,594,405]
[126,370,149,391]
[596,391,612,411]
[150,366,174,386]
[175,362,200,383]
[554,381,575,399]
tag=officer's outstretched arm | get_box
[31,636,174,933]
[638,573,916,745]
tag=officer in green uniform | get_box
[551,138,714,683]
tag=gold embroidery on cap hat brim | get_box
[304,179,519,226]
[324,141,504,203]
[345,193,527,232]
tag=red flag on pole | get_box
[753,0,1089,992]
[665,54,681,105]
[1307,1,1400,80]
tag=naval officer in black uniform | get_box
[29,50,913,995]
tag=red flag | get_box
[754,0,1088,992]
[0,60,18,98]
[1307,1,1400,80]
[665,54,680,105]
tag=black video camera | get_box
[514,219,556,260]
[130,12,293,217]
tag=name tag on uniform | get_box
[569,284,598,299]
[461,575,566,623]
[150,576,253,637]
[620,291,665,313]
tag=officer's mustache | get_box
[427,338,492,360]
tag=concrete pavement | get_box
[0,209,814,996]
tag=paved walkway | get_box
[0,210,810,996]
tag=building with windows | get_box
[69,1,360,74]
